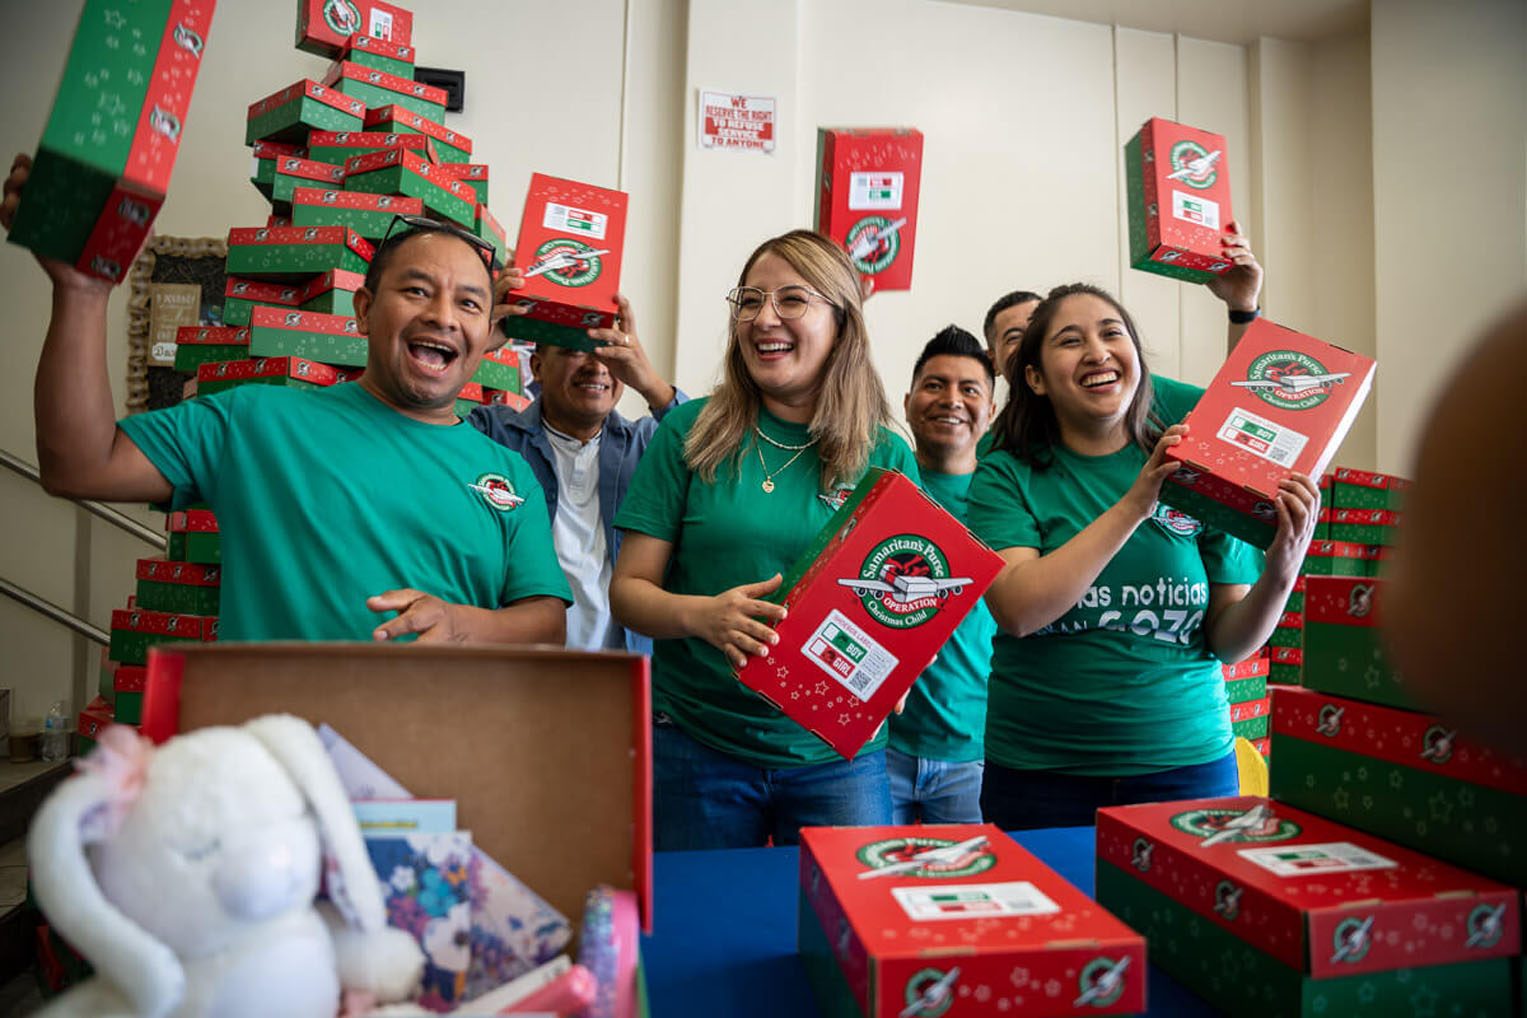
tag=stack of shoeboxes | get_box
[1222,651,1271,756]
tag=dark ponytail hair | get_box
[989,282,1162,468]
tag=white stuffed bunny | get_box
[28,714,424,1018]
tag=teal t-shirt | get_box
[966,375,1260,776]
[887,469,996,763]
[119,382,572,641]
[612,398,923,768]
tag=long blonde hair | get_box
[684,230,893,489]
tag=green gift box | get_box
[8,0,215,284]
[1268,614,1303,649]
[245,79,366,146]
[1270,662,1301,685]
[195,356,358,396]
[1301,540,1376,577]
[108,606,217,666]
[324,61,446,122]
[470,346,523,393]
[365,105,473,164]
[135,556,221,615]
[249,140,307,199]
[299,269,366,318]
[1232,714,1270,740]
[332,34,416,80]
[1329,508,1402,547]
[266,156,346,211]
[290,185,423,241]
[173,325,250,372]
[165,509,220,564]
[249,307,367,367]
[1301,576,1411,709]
[222,276,307,327]
[439,164,489,205]
[473,200,508,269]
[113,691,145,725]
[225,225,373,281]
[306,129,438,167]
[343,148,477,229]
[1331,467,1410,511]
[1225,674,1268,704]
[1270,685,1527,887]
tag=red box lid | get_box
[196,356,351,387]
[1229,695,1270,723]
[364,105,473,155]
[1332,467,1411,492]
[174,325,250,347]
[437,163,488,182]
[273,156,346,185]
[165,510,218,534]
[226,225,374,263]
[250,305,361,339]
[815,129,924,292]
[341,33,416,63]
[252,139,307,161]
[1096,796,1519,978]
[247,79,366,122]
[484,389,531,412]
[1305,575,1384,627]
[300,268,367,301]
[110,607,219,640]
[323,61,447,107]
[224,277,305,305]
[136,558,221,587]
[1330,507,1402,528]
[1221,653,1270,681]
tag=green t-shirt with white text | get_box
[965,375,1260,776]
[887,469,997,763]
[119,382,571,641]
[612,398,922,768]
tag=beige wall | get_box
[2,0,1521,720]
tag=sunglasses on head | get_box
[379,213,502,272]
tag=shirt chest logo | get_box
[468,472,523,512]
[1150,504,1203,537]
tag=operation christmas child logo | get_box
[1232,350,1352,411]
[855,835,995,879]
[467,473,523,512]
[1170,803,1302,845]
[845,215,901,274]
[1168,139,1220,190]
[526,239,603,288]
[836,534,970,629]
[1074,956,1130,1009]
[323,0,363,36]
[901,967,957,1018]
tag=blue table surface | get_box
[643,826,1217,1016]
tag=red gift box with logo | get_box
[814,129,923,293]
[1160,319,1375,549]
[499,173,628,349]
[800,824,1146,1017]
[365,105,473,163]
[736,468,1003,759]
[296,0,413,57]
[1125,117,1233,283]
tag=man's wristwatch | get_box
[1228,307,1261,324]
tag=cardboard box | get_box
[290,185,423,242]
[108,607,218,666]
[225,225,373,280]
[1331,467,1410,512]
[306,129,438,167]
[138,643,652,934]
[7,0,215,284]
[1160,319,1376,548]
[296,0,414,58]
[1225,675,1267,704]
[814,129,924,293]
[1269,685,1527,887]
[1328,508,1402,547]
[245,80,366,146]
[470,346,523,394]
[472,201,507,270]
[299,268,366,318]
[113,665,148,695]
[78,699,116,741]
[1300,576,1411,710]
[1302,540,1377,578]
[485,388,532,412]
[172,325,250,373]
[331,33,416,79]
[500,173,629,349]
[222,277,306,327]
[1221,652,1270,682]
[1124,117,1234,283]
[196,355,359,395]
[364,104,473,164]
[264,156,347,210]
[248,306,367,367]
[249,140,306,196]
[437,163,489,205]
[323,61,446,122]
[736,469,1004,759]
[343,148,477,229]
[1268,612,1303,649]
[1229,696,1270,725]
[1096,796,1519,1016]
[1232,715,1269,740]
[165,509,219,564]
[800,823,1145,1017]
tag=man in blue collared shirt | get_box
[470,293,684,652]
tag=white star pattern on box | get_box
[103,9,126,28]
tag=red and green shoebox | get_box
[1096,796,1520,1016]
[1226,674,1268,705]
[737,468,1004,759]
[1222,652,1270,682]
[485,388,531,412]
[365,104,472,164]
[245,79,365,146]
[225,225,372,280]
[1270,645,1302,685]
[291,184,423,241]
[1301,575,1410,710]
[501,173,629,350]
[343,148,477,229]
[473,201,507,269]
[264,156,346,210]
[250,140,306,200]
[1332,468,1410,512]
[1303,540,1377,578]
[249,306,367,367]
[437,163,489,205]
[7,0,215,284]
[296,0,413,58]
[453,382,488,419]
[1124,117,1233,284]
[330,33,416,80]
[1269,610,1303,649]
[109,606,218,666]
[801,823,1146,1017]
[1161,320,1376,548]
[299,269,366,318]
[172,325,250,372]
[1231,695,1272,740]
[135,557,220,617]
[307,129,438,167]
[1329,508,1402,547]
[165,509,219,564]
[222,277,306,326]
[196,356,358,396]
[1269,685,1527,888]
[323,61,446,122]
[78,697,117,745]
[470,346,523,393]
[814,129,924,293]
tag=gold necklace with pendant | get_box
[754,426,818,493]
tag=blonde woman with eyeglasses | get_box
[610,230,921,850]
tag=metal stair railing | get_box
[0,448,165,551]
[0,577,109,646]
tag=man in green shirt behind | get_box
[5,153,570,644]
[889,325,999,823]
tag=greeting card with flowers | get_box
[366,831,477,1012]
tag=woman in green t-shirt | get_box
[610,230,920,850]
[966,283,1319,829]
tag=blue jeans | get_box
[886,747,985,825]
[652,721,893,850]
[980,753,1240,831]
